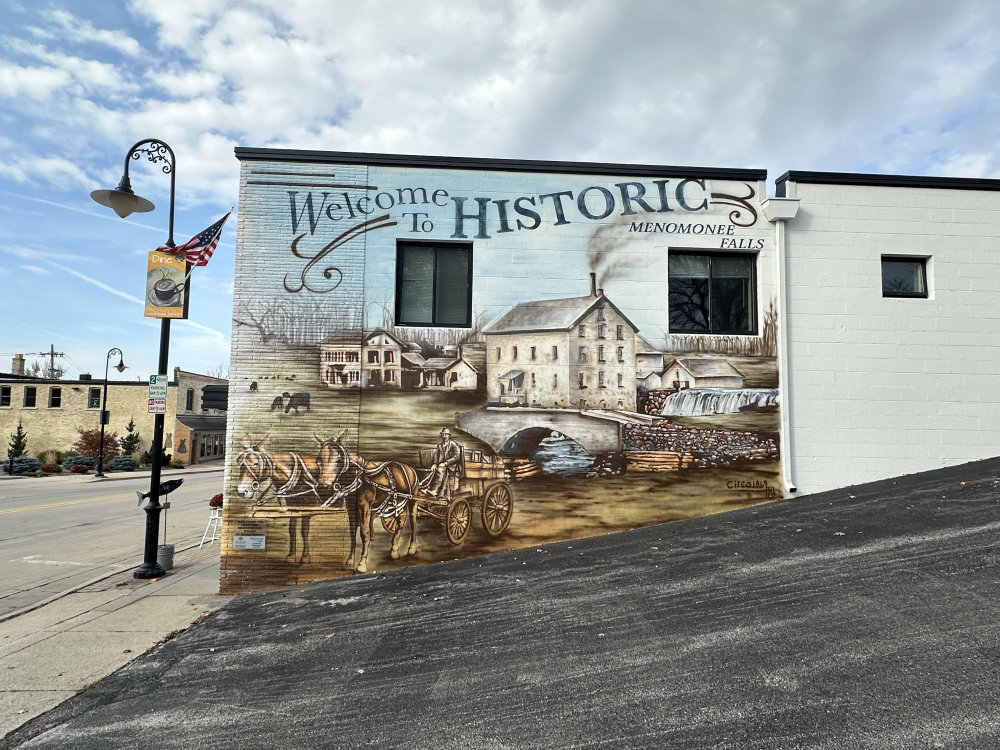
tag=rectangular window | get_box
[186,388,194,411]
[496,347,501,360]
[617,346,625,362]
[597,345,605,363]
[48,387,61,408]
[578,373,586,389]
[597,324,606,339]
[396,242,472,326]
[512,346,518,360]
[598,372,606,388]
[578,347,588,363]
[88,387,101,408]
[552,346,558,359]
[616,325,624,340]
[881,256,928,298]
[0,385,9,407]
[23,386,36,408]
[669,252,756,334]
[530,346,536,360]
[578,325,586,337]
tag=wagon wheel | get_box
[381,515,402,534]
[445,498,471,545]
[481,482,514,537]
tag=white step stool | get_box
[200,507,223,547]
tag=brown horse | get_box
[235,435,422,573]
[316,435,422,574]
[235,436,357,565]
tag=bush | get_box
[170,460,185,469]
[62,456,95,471]
[69,464,90,474]
[138,450,171,467]
[41,464,62,474]
[72,428,119,462]
[108,456,138,472]
[4,457,42,475]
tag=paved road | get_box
[0,469,224,617]
[5,457,1000,749]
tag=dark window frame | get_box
[0,385,10,407]
[87,387,101,409]
[23,386,37,408]
[48,387,61,408]
[881,255,929,298]
[668,250,758,335]
[395,240,473,327]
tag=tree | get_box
[73,428,119,462]
[7,420,27,474]
[119,418,141,457]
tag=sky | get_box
[2,0,999,381]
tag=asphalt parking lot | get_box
[4,457,1000,749]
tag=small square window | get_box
[881,256,928,298]
[396,242,472,327]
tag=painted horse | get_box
[235,435,421,573]
[235,435,357,565]
[315,435,422,574]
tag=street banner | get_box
[144,250,189,319]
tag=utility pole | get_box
[35,344,65,379]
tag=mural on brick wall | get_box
[222,155,780,593]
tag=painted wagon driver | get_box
[425,428,462,498]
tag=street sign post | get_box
[148,374,167,414]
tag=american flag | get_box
[157,210,232,267]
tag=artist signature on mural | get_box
[727,478,778,499]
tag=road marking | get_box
[20,554,85,566]
[0,481,221,515]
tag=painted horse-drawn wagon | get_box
[382,447,514,545]
[235,434,514,574]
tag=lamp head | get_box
[91,174,155,218]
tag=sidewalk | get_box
[0,462,229,737]
[0,542,227,737]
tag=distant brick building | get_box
[0,363,227,466]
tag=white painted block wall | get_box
[781,180,1000,494]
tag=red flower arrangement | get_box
[209,493,224,508]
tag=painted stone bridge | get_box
[455,407,654,455]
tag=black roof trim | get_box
[775,170,1000,196]
[235,147,766,181]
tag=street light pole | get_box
[95,348,125,478]
[92,139,176,580]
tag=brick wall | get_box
[221,151,780,594]
[781,179,1000,493]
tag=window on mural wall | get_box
[668,252,756,335]
[881,256,928,298]
[395,242,472,326]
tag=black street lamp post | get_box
[95,347,126,478]
[92,138,176,580]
